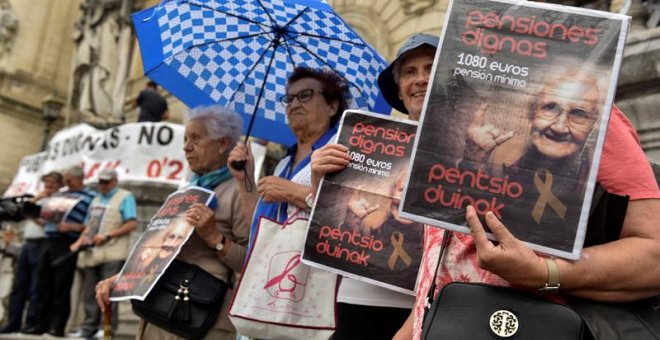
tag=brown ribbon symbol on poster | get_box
[388,231,412,270]
[532,169,567,224]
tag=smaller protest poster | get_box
[302,110,423,294]
[400,0,629,259]
[110,186,215,301]
[85,206,106,236]
[38,194,84,224]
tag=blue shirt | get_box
[249,127,337,251]
[45,187,97,238]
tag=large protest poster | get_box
[302,110,423,294]
[400,0,629,259]
[110,186,214,301]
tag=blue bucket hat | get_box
[378,33,439,114]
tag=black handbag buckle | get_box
[175,279,190,301]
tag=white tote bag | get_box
[229,213,338,340]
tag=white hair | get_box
[64,165,85,179]
[186,105,243,148]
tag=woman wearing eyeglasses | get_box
[228,66,350,251]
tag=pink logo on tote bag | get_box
[264,251,309,302]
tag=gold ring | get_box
[195,214,200,220]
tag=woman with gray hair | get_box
[95,105,250,340]
[186,105,243,152]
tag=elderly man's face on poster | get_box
[158,219,189,259]
[531,75,599,160]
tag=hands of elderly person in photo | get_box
[310,143,351,195]
[185,203,220,248]
[465,205,548,289]
[464,104,515,162]
[95,274,118,312]
[228,141,255,183]
[348,194,380,218]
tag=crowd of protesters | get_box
[0,30,658,340]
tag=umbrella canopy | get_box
[132,0,391,146]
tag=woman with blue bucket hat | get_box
[309,32,439,340]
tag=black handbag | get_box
[421,231,584,340]
[422,282,584,339]
[131,259,228,340]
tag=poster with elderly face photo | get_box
[400,0,629,260]
[110,186,215,301]
[302,110,423,294]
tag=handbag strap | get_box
[424,229,451,310]
[280,208,304,228]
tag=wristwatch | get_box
[538,257,560,294]
[104,233,113,241]
[214,235,227,253]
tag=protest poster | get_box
[110,186,215,301]
[38,194,84,224]
[400,0,629,259]
[302,110,423,294]
[84,205,107,236]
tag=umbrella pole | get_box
[231,44,280,172]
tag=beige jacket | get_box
[79,188,133,268]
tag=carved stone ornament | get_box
[0,0,18,61]
[401,0,439,15]
[70,0,134,127]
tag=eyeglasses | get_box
[279,88,322,106]
[536,102,597,131]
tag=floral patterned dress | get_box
[412,227,510,340]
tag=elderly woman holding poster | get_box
[227,66,350,243]
[95,106,249,340]
[311,31,660,340]
[309,33,438,340]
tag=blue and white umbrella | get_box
[132,0,391,146]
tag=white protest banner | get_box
[3,152,49,197]
[4,122,188,197]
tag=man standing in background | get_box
[21,166,96,337]
[0,172,64,334]
[70,169,137,339]
[135,81,169,122]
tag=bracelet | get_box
[305,193,314,209]
[538,257,560,293]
